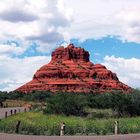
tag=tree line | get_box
[0,89,140,117]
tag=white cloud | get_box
[0,0,73,91]
[64,0,140,43]
[0,55,51,91]
[0,0,140,50]
[102,56,140,88]
[0,10,38,22]
[0,43,25,56]
[1,0,140,52]
[0,0,73,53]
[116,7,140,43]
[1,0,140,91]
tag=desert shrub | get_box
[86,93,113,109]
[2,90,52,101]
[1,89,140,117]
[110,92,131,116]
[88,111,110,119]
[0,91,8,107]
[128,90,140,116]
[86,90,140,117]
[110,90,140,116]
[22,91,52,101]
[44,93,87,116]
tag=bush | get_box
[86,93,113,109]
[86,91,140,117]
[0,91,8,107]
[88,111,110,119]
[110,90,140,116]
[2,89,140,117]
[44,93,87,116]
[22,91,52,101]
[0,90,52,102]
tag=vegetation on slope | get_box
[1,89,140,117]
[0,90,140,135]
[0,112,140,135]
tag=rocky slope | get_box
[16,44,131,93]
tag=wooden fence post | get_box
[114,121,118,135]
[14,109,17,114]
[15,120,21,133]
[24,108,26,112]
[10,110,13,116]
[5,111,7,118]
[60,122,65,136]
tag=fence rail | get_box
[0,107,30,119]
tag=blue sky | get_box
[0,0,140,91]
[71,37,140,61]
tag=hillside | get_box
[16,44,131,93]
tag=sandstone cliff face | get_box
[16,44,131,93]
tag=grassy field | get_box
[0,112,140,135]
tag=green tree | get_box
[0,91,7,107]
[44,93,87,116]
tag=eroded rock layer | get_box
[16,44,131,93]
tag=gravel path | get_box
[1,133,140,140]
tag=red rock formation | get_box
[16,44,132,93]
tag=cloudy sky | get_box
[0,0,140,91]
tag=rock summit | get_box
[16,44,131,93]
